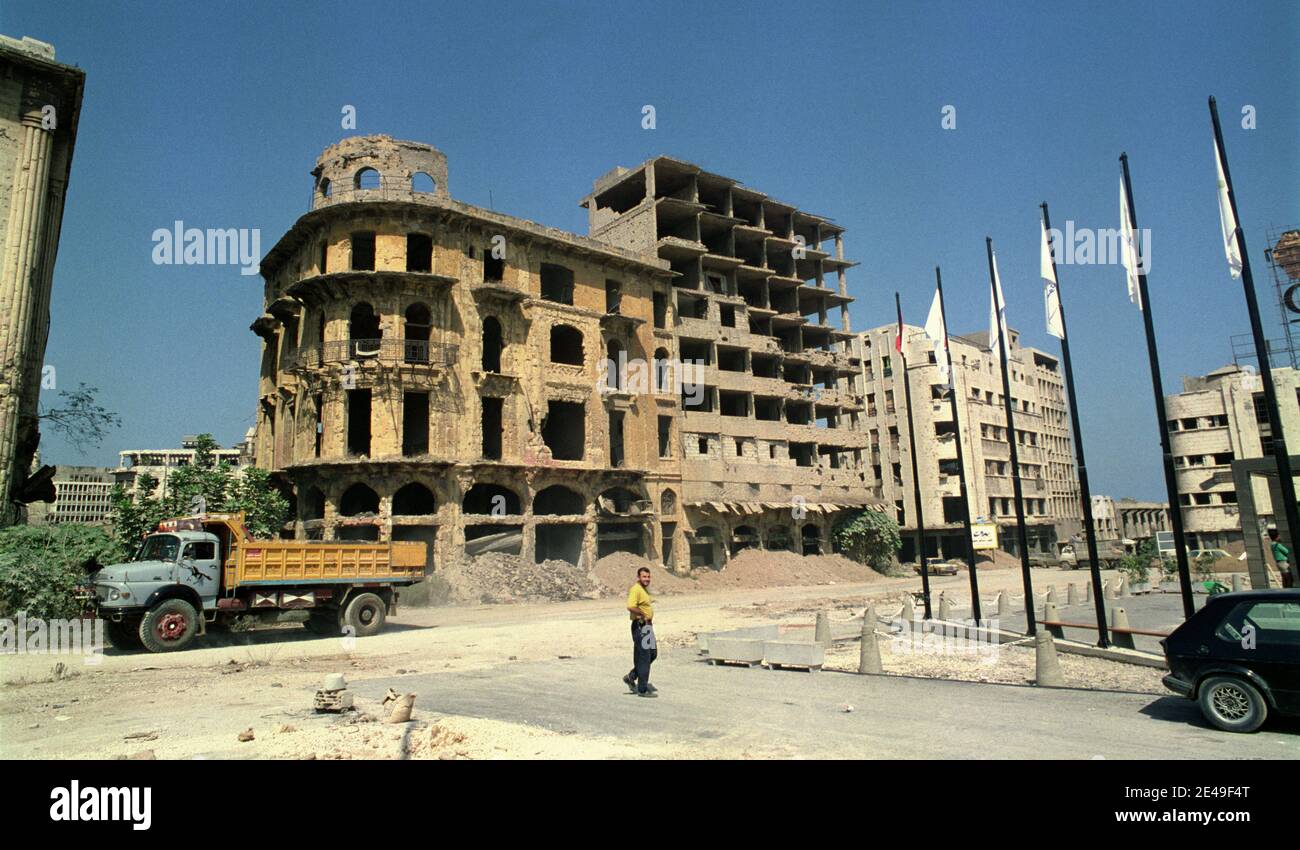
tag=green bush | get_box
[0,524,127,619]
[833,509,901,572]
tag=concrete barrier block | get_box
[707,637,766,666]
[763,640,825,670]
[698,624,780,654]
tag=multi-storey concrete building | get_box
[0,35,84,525]
[250,138,877,574]
[114,434,252,497]
[28,465,113,525]
[581,157,875,564]
[854,323,1081,560]
[1165,363,1300,552]
[1115,498,1169,544]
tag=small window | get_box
[351,232,376,271]
[184,542,216,561]
[355,167,381,190]
[412,171,436,193]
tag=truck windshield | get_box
[137,534,181,562]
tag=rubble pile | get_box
[439,552,604,604]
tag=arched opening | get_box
[533,485,585,516]
[354,167,381,190]
[731,524,759,556]
[801,523,822,556]
[302,487,326,520]
[392,482,436,516]
[339,483,380,517]
[550,324,583,366]
[349,303,381,358]
[691,526,721,570]
[411,171,436,193]
[598,487,643,515]
[654,347,670,392]
[404,303,431,363]
[660,489,677,515]
[765,526,793,552]
[482,316,503,373]
[463,482,522,515]
[319,178,331,198]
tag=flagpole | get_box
[1041,203,1110,647]
[1120,153,1196,617]
[897,292,933,619]
[985,238,1037,634]
[935,267,982,622]
[1210,96,1300,586]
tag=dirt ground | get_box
[0,559,1146,760]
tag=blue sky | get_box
[5,0,1298,500]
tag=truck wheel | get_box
[343,592,386,638]
[1198,675,1267,733]
[305,610,342,636]
[105,618,143,650]
[139,599,200,653]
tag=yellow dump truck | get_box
[86,513,426,652]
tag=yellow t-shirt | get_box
[627,583,654,622]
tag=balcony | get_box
[289,338,460,369]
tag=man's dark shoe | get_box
[637,690,658,698]
[622,674,636,694]
[645,683,658,694]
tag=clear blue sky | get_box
[6,0,1298,501]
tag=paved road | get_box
[352,650,1300,759]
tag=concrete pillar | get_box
[1066,583,1079,606]
[937,593,953,621]
[1084,581,1092,603]
[858,605,882,674]
[1119,576,1130,597]
[1111,606,1134,650]
[814,611,831,648]
[1045,585,1058,607]
[997,591,1011,617]
[1232,573,1244,593]
[1034,630,1065,687]
[1042,601,1062,637]
[901,594,915,622]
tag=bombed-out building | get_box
[251,137,876,574]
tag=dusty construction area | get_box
[2,559,1276,760]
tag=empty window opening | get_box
[402,392,429,456]
[318,241,328,274]
[718,347,746,372]
[392,482,436,516]
[542,401,585,460]
[605,340,626,391]
[550,325,584,365]
[658,416,673,458]
[787,402,812,425]
[598,523,646,559]
[354,167,381,190]
[755,397,781,421]
[730,524,759,557]
[337,525,380,542]
[679,339,711,366]
[463,483,522,515]
[653,292,667,328]
[464,524,523,557]
[720,304,736,327]
[339,482,379,516]
[484,251,504,282]
[534,485,585,516]
[654,348,671,391]
[350,231,376,271]
[404,303,431,362]
[801,523,822,556]
[314,393,323,457]
[790,443,815,467]
[406,233,432,272]
[482,317,503,372]
[697,436,710,455]
[481,397,503,460]
[683,385,714,412]
[535,524,584,565]
[349,303,381,355]
[346,389,371,456]
[690,527,720,570]
[719,391,749,417]
[609,410,625,468]
[605,279,622,314]
[411,171,436,193]
[540,263,574,304]
[302,487,326,520]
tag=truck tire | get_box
[105,618,144,651]
[1198,675,1267,733]
[342,592,386,638]
[139,599,200,653]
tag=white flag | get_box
[924,288,951,386]
[1120,178,1143,310]
[1215,138,1243,279]
[989,251,1009,358]
[1042,221,1064,340]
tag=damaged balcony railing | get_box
[287,339,460,369]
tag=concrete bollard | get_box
[938,593,954,621]
[1067,583,1079,606]
[815,611,831,648]
[1034,629,1066,687]
[901,594,915,622]
[1232,574,1244,592]
[1119,576,1131,597]
[858,606,883,674]
[1084,581,1092,603]
[1042,601,1063,638]
[1104,581,1118,600]
[1111,606,1135,650]
[1046,586,1058,607]
[997,591,1012,617]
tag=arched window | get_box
[660,489,677,515]
[349,303,381,358]
[404,303,431,363]
[411,171,436,193]
[482,316,503,373]
[354,167,381,190]
[654,347,670,392]
[533,485,585,516]
[339,483,380,516]
[550,324,583,366]
[392,482,436,516]
[463,483,522,515]
[319,178,331,198]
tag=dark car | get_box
[1161,590,1300,733]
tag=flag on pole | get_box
[989,251,1009,357]
[1214,137,1243,279]
[1120,178,1143,310]
[894,311,904,356]
[1041,221,1065,339]
[924,288,951,386]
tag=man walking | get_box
[623,567,657,697]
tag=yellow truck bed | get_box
[229,539,426,587]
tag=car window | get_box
[1243,601,1300,647]
[184,541,216,561]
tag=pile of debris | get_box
[438,552,605,604]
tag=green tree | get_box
[0,524,127,619]
[833,508,902,571]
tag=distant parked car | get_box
[913,557,958,576]
[1161,590,1300,732]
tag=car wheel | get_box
[138,599,200,653]
[1198,675,1268,733]
[342,592,386,638]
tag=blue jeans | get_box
[629,621,657,693]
